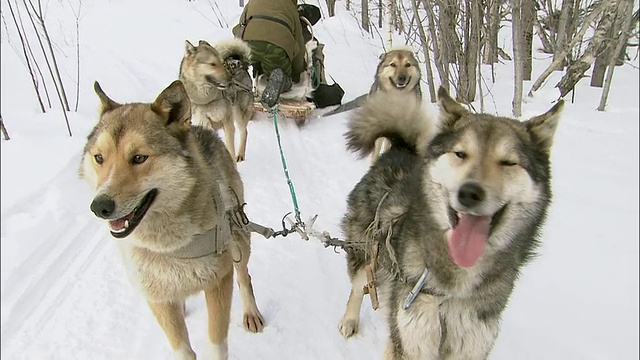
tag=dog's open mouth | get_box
[446,205,507,268]
[108,189,158,239]
[205,75,229,90]
[389,77,410,89]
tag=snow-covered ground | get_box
[1,0,638,359]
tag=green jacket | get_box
[236,0,306,79]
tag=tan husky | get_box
[80,80,264,360]
[369,46,423,163]
[179,38,254,162]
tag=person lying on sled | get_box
[233,0,307,108]
[233,0,344,109]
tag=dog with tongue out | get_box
[337,87,563,359]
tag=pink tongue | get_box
[447,214,491,268]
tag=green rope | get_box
[270,105,302,224]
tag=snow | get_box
[1,0,638,359]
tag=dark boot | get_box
[261,68,292,108]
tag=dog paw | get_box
[338,318,359,338]
[243,311,265,333]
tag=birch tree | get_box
[511,0,523,116]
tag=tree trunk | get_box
[0,114,10,141]
[483,0,502,64]
[326,0,336,17]
[411,0,436,102]
[386,0,393,47]
[378,0,383,28]
[556,0,618,98]
[597,0,635,111]
[7,0,45,113]
[511,0,523,116]
[456,0,479,103]
[554,0,573,68]
[521,0,534,80]
[362,0,370,32]
[423,0,449,90]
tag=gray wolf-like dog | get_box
[80,80,265,360]
[180,38,254,162]
[338,87,563,359]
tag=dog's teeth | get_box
[124,220,130,229]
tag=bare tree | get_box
[554,0,574,67]
[556,0,618,98]
[325,0,337,16]
[67,0,83,112]
[1,114,10,141]
[528,0,610,97]
[411,0,436,101]
[483,0,503,66]
[24,0,71,111]
[6,0,45,112]
[521,0,534,80]
[362,0,370,32]
[597,0,635,111]
[511,0,523,116]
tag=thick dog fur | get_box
[338,87,563,359]
[80,80,265,360]
[179,38,254,162]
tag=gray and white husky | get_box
[338,87,563,359]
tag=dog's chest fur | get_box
[118,239,232,302]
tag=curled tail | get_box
[214,38,252,67]
[344,91,436,159]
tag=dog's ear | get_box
[94,81,121,115]
[151,80,192,139]
[378,52,386,60]
[437,86,468,127]
[185,40,196,55]
[525,100,564,154]
[198,40,211,47]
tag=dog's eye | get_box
[132,155,148,165]
[94,154,103,165]
[500,160,518,167]
[389,63,396,68]
[405,63,411,68]
[210,63,217,67]
[454,151,467,160]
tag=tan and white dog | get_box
[179,38,254,162]
[80,80,264,360]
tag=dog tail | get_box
[345,91,435,158]
[214,38,252,64]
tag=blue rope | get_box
[270,105,302,224]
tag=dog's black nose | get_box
[90,194,116,219]
[397,74,407,83]
[458,182,485,208]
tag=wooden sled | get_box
[253,97,316,124]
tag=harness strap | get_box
[167,182,235,259]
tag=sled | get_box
[253,97,316,123]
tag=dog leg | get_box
[204,271,233,360]
[221,120,236,161]
[235,110,249,162]
[232,232,265,332]
[148,301,195,360]
[338,267,368,338]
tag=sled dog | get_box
[80,80,265,360]
[179,38,254,162]
[338,87,563,360]
[323,47,422,162]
